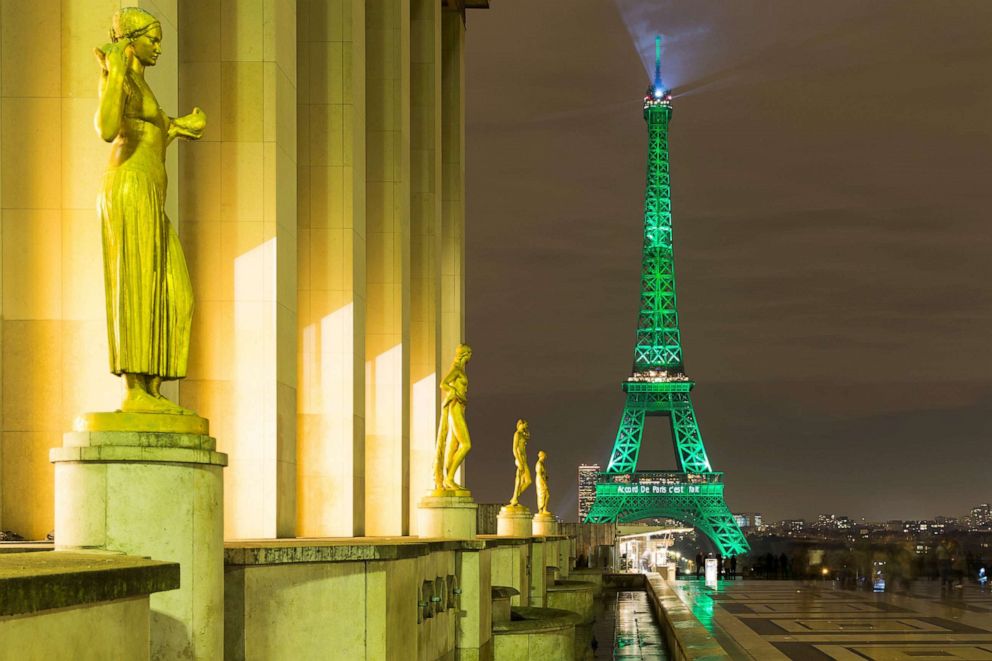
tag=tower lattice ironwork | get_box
[584,39,749,556]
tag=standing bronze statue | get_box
[433,344,473,492]
[94,7,205,415]
[535,450,550,515]
[508,419,532,508]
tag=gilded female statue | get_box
[535,450,550,515]
[508,419,532,508]
[433,344,473,492]
[94,8,205,414]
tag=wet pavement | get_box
[579,589,669,660]
[670,579,992,659]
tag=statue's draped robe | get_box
[98,74,192,377]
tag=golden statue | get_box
[535,450,550,515]
[508,419,532,508]
[433,344,473,493]
[94,8,205,415]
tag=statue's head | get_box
[516,418,529,433]
[111,7,162,67]
[455,343,472,362]
[538,450,546,461]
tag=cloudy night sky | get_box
[460,1,992,523]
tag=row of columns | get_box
[0,0,468,539]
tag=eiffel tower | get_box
[585,38,749,556]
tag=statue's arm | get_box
[168,107,207,144]
[440,368,466,399]
[93,43,129,142]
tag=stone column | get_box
[364,0,411,536]
[456,547,493,659]
[440,9,465,384]
[529,539,547,606]
[52,424,227,659]
[408,0,443,534]
[296,0,368,537]
[178,0,298,538]
[0,0,178,540]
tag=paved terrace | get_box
[670,579,992,660]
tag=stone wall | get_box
[559,522,616,568]
[0,552,179,660]
[224,538,491,660]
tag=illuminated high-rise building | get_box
[578,464,601,521]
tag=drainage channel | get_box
[579,589,670,659]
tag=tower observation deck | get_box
[584,38,749,556]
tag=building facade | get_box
[577,463,600,521]
[0,0,486,541]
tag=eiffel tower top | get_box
[644,36,672,110]
[629,34,685,384]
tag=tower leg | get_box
[690,497,749,556]
[670,395,712,473]
[606,402,645,473]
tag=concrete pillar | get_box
[296,0,368,537]
[408,0,442,533]
[364,0,411,536]
[0,0,178,540]
[52,432,227,659]
[178,0,298,538]
[456,547,493,659]
[440,9,465,376]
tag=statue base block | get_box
[74,410,209,435]
[418,494,478,539]
[51,421,227,660]
[533,512,558,536]
[497,505,533,537]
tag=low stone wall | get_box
[224,538,491,661]
[568,567,605,597]
[545,579,595,624]
[644,573,730,660]
[0,552,179,660]
[492,606,580,661]
[602,572,646,590]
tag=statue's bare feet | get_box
[148,377,196,415]
[121,388,178,413]
[442,479,462,491]
[152,394,195,415]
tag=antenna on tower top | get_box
[654,35,662,90]
[644,34,671,108]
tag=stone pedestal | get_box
[497,505,533,537]
[533,512,558,536]
[417,493,478,539]
[51,413,227,660]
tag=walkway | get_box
[587,589,669,660]
[670,579,992,659]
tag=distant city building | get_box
[732,512,763,530]
[816,514,852,530]
[577,464,600,521]
[782,519,806,534]
[970,503,992,530]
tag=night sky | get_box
[459,1,992,524]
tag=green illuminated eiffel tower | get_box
[585,39,749,556]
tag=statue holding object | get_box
[94,7,205,415]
